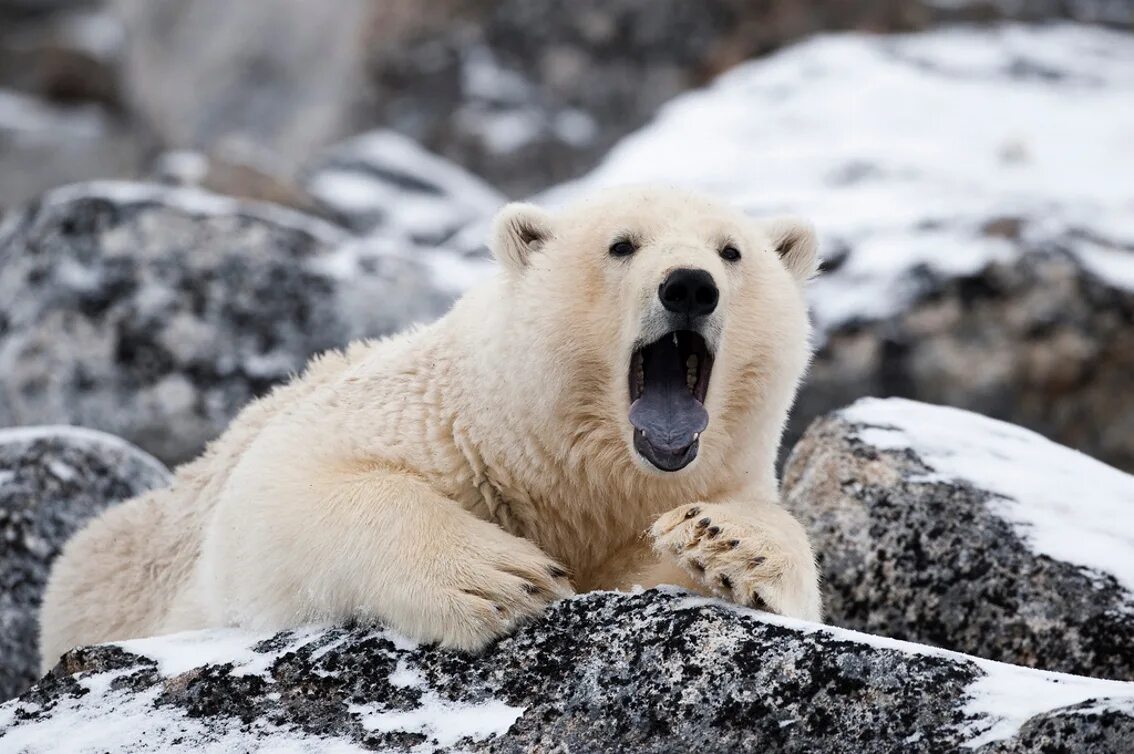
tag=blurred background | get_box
[1,0,1133,473]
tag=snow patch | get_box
[961,663,1134,747]
[840,398,1134,593]
[537,25,1134,332]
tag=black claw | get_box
[727,539,740,549]
[548,565,569,579]
[696,517,711,528]
[690,559,705,573]
[720,575,733,591]
[523,583,541,595]
[706,526,721,539]
[751,556,767,567]
[684,506,701,520]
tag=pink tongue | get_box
[629,343,708,452]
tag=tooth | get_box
[686,354,698,392]
[693,432,700,442]
[673,333,678,347]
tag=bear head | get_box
[488,186,817,482]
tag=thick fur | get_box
[39,187,822,671]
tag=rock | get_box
[3,590,1134,752]
[538,24,1134,472]
[0,425,170,702]
[783,397,1134,681]
[303,129,506,242]
[793,249,1134,473]
[0,181,464,465]
[112,3,1134,198]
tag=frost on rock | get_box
[4,591,1134,753]
[0,426,170,702]
[784,397,1134,681]
[0,181,458,465]
[304,129,506,242]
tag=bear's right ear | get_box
[491,202,554,274]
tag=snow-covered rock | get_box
[5,590,1134,753]
[0,181,463,465]
[541,23,1134,471]
[303,130,506,241]
[783,397,1134,681]
[0,425,169,702]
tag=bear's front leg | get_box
[201,469,574,652]
[648,500,822,621]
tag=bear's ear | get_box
[491,202,555,274]
[763,216,819,283]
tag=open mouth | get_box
[628,330,714,472]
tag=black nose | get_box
[659,268,718,318]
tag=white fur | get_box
[39,186,822,670]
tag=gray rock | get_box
[4,590,1134,752]
[783,397,1134,681]
[0,425,169,702]
[111,1,1134,198]
[791,248,1134,475]
[303,129,505,241]
[0,181,459,465]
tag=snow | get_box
[0,684,369,754]
[348,658,524,749]
[349,657,524,751]
[534,24,1134,332]
[0,424,170,481]
[306,129,505,240]
[840,397,1134,593]
[116,625,326,678]
[1,625,518,753]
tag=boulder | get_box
[540,23,1134,472]
[0,181,464,466]
[111,3,1134,198]
[783,397,1134,681]
[4,590,1134,752]
[0,425,169,701]
[794,249,1134,473]
[303,129,506,242]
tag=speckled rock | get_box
[783,397,1134,681]
[0,425,169,702]
[3,590,1134,752]
[0,181,459,465]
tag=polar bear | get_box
[39,186,822,670]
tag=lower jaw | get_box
[633,432,699,472]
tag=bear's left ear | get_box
[491,202,555,274]
[763,216,819,283]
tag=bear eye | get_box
[720,245,742,262]
[609,240,637,257]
